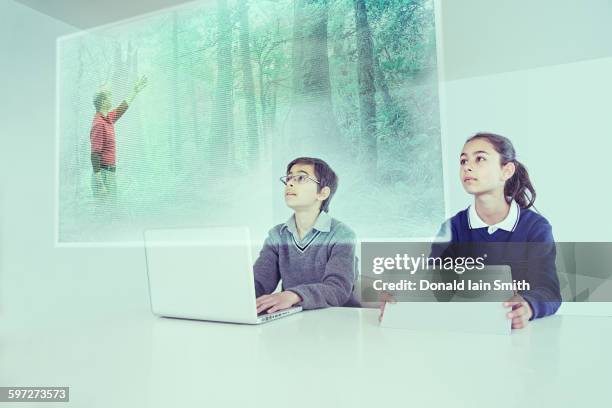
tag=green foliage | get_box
[58,0,444,242]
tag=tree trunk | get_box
[171,12,182,173]
[354,0,377,171]
[189,58,203,157]
[210,0,234,176]
[257,19,282,163]
[286,0,342,160]
[238,0,259,166]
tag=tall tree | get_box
[367,0,431,143]
[354,0,377,171]
[238,0,259,166]
[252,18,285,162]
[210,0,235,175]
[287,0,342,159]
[189,56,203,158]
[112,42,125,93]
[171,11,182,173]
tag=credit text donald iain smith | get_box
[370,253,530,292]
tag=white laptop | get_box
[143,226,302,324]
[380,265,514,335]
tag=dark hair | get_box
[93,91,108,112]
[286,157,338,212]
[466,133,536,209]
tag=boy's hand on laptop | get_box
[503,294,533,329]
[378,291,396,322]
[256,291,301,314]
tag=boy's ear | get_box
[318,186,331,201]
[502,162,516,181]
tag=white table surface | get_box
[2,307,611,408]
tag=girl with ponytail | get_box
[380,133,562,328]
[452,133,561,328]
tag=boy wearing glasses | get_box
[253,157,360,314]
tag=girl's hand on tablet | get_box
[504,294,533,329]
[378,291,396,322]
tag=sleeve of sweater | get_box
[520,219,562,320]
[252,227,281,297]
[108,101,128,124]
[286,226,357,310]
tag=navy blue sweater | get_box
[432,207,561,319]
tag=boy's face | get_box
[459,138,515,196]
[284,163,329,211]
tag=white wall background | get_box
[0,0,148,323]
[1,0,612,323]
[436,0,612,242]
[440,58,612,241]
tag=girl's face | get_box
[459,138,515,197]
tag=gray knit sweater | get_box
[253,212,360,309]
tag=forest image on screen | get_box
[57,0,444,243]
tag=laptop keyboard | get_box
[258,309,290,321]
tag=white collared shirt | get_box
[283,211,332,243]
[468,200,520,235]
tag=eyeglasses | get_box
[279,174,320,185]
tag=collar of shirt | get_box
[468,199,520,235]
[282,211,332,241]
